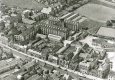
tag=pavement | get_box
[0,42,107,80]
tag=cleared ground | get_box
[1,0,46,10]
[76,3,115,23]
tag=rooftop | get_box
[20,27,34,37]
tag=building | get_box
[97,61,110,78]
[27,74,43,80]
[49,3,63,15]
[0,33,9,45]
[48,55,58,64]
[79,61,92,74]
[48,16,63,26]
[22,18,36,25]
[22,60,36,71]
[60,12,87,31]
[14,26,39,44]
[0,59,21,74]
[31,12,48,21]
[48,34,62,42]
[69,62,78,70]
[38,22,69,39]
[15,27,35,41]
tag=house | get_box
[48,55,58,64]
[27,74,43,80]
[41,7,52,14]
[22,60,36,71]
[0,33,9,45]
[69,62,78,70]
[79,60,92,74]
[14,27,37,43]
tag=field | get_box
[75,3,115,23]
[1,0,46,10]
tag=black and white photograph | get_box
[0,0,115,80]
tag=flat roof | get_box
[97,27,115,38]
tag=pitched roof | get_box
[27,74,41,80]
[22,18,36,24]
[23,60,35,69]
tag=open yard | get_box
[76,3,115,23]
[1,0,46,10]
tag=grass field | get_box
[1,0,46,10]
[75,3,115,23]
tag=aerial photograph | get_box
[0,0,115,80]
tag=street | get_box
[0,42,107,80]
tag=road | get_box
[0,42,107,80]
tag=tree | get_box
[106,20,113,26]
